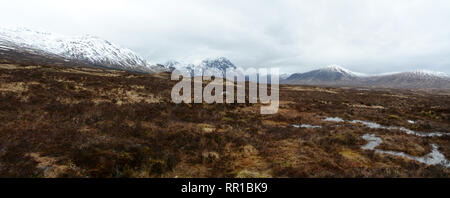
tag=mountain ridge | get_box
[0,27,162,73]
[282,65,450,89]
[162,57,236,77]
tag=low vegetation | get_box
[0,63,449,177]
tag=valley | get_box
[0,63,449,178]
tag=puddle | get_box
[323,117,449,137]
[290,118,450,167]
[291,124,322,129]
[361,134,383,150]
[323,117,345,122]
[395,127,449,137]
[361,134,450,168]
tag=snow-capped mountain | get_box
[322,65,368,77]
[198,57,237,72]
[361,70,450,89]
[320,65,367,77]
[198,57,237,77]
[283,65,362,85]
[163,57,237,77]
[282,65,450,89]
[0,27,159,73]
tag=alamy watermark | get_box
[171,67,279,114]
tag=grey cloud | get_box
[1,0,450,74]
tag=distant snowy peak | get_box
[163,60,181,69]
[0,27,156,73]
[162,60,195,70]
[199,57,237,71]
[283,65,359,85]
[319,65,350,72]
[164,57,237,76]
[318,65,367,77]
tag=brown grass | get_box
[0,63,449,178]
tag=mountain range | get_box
[161,57,237,77]
[1,27,449,89]
[0,27,163,73]
[282,65,450,89]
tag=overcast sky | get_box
[1,0,450,74]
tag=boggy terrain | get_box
[0,63,449,178]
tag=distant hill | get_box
[360,70,450,89]
[282,65,450,89]
[282,65,362,85]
